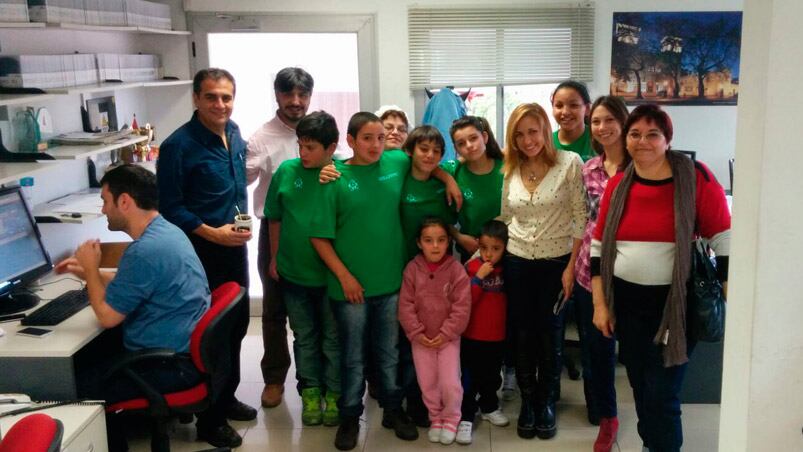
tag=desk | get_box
[0,274,106,401]
[0,404,108,451]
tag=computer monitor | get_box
[0,186,53,315]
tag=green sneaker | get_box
[301,387,323,426]
[323,391,341,426]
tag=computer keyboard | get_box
[21,289,90,326]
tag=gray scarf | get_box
[599,150,695,367]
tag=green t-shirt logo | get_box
[463,188,475,200]
[294,177,303,189]
[405,193,417,203]
[379,172,399,182]
[348,179,360,192]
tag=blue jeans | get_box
[574,283,618,418]
[332,293,402,418]
[282,279,340,394]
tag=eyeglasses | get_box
[384,124,408,134]
[626,131,664,142]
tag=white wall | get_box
[719,0,803,450]
[184,0,742,183]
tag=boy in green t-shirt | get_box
[310,112,419,450]
[264,111,341,428]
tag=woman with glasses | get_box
[498,103,586,440]
[590,104,730,452]
[376,105,410,150]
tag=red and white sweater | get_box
[590,161,731,285]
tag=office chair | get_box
[103,282,246,452]
[0,413,63,452]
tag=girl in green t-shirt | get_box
[448,116,505,262]
[551,80,594,162]
[400,126,458,262]
[376,105,410,151]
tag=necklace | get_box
[524,163,546,183]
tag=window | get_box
[409,4,593,145]
[408,4,595,89]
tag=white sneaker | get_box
[481,409,510,427]
[440,426,457,445]
[502,366,517,401]
[456,421,473,445]
[428,424,443,443]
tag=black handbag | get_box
[688,239,726,342]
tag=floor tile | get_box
[125,318,722,451]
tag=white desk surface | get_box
[0,403,104,443]
[0,274,104,358]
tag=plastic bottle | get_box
[132,114,139,130]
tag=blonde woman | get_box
[499,103,586,440]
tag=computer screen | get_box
[0,186,52,315]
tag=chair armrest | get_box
[102,348,177,417]
[102,348,177,381]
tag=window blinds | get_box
[408,3,595,89]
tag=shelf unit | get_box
[48,134,149,160]
[0,160,60,185]
[0,80,191,107]
[53,22,191,35]
[0,22,45,28]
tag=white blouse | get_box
[499,151,587,260]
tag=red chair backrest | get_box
[189,282,244,373]
[0,413,62,452]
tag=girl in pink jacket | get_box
[398,217,472,445]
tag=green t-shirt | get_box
[553,128,594,162]
[264,159,328,288]
[400,174,457,262]
[310,150,410,301]
[446,158,504,238]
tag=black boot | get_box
[535,398,556,439]
[517,396,537,439]
[335,416,360,450]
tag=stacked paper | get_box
[0,0,29,22]
[84,0,125,26]
[27,0,85,24]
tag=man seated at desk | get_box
[54,164,220,449]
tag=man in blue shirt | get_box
[56,164,211,449]
[156,68,255,446]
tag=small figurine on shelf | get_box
[132,113,139,130]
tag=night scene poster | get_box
[610,11,743,106]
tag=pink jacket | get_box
[398,254,472,343]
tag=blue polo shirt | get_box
[157,111,248,233]
[106,215,210,352]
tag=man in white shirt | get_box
[246,67,313,408]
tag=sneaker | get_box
[382,408,419,441]
[593,417,619,452]
[196,423,242,448]
[334,416,360,451]
[502,366,517,401]
[261,383,284,408]
[481,409,510,427]
[226,399,257,421]
[323,391,340,426]
[440,424,457,445]
[301,387,323,426]
[456,421,473,445]
[427,423,443,443]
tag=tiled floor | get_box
[127,319,721,451]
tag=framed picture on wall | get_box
[610,11,742,106]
